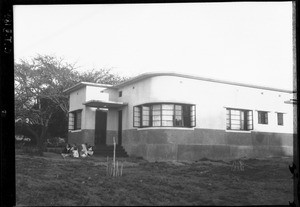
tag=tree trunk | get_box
[24,124,39,145]
[37,126,48,156]
[23,124,44,155]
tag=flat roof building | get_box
[64,72,295,161]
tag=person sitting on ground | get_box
[72,144,79,158]
[80,143,88,158]
[61,144,73,159]
[87,143,94,156]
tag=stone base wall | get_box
[68,129,118,146]
[122,128,293,161]
[68,129,95,146]
[106,130,118,145]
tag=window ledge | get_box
[225,130,252,133]
[69,129,82,133]
[137,127,195,131]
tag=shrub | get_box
[45,137,66,147]
[15,135,34,149]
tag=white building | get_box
[64,72,295,161]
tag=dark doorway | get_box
[95,110,107,145]
[118,110,122,146]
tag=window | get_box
[258,111,268,124]
[226,108,253,130]
[133,107,141,127]
[133,103,196,128]
[174,105,183,126]
[68,113,74,130]
[119,91,122,97]
[162,104,174,126]
[142,106,150,127]
[152,104,161,126]
[68,110,82,130]
[277,113,284,126]
[190,105,196,127]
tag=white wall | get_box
[116,78,153,130]
[117,75,293,133]
[69,87,86,111]
[105,88,119,102]
[85,107,97,129]
[86,85,109,102]
[69,87,86,129]
[70,85,120,131]
[107,109,118,130]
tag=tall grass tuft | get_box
[106,137,124,177]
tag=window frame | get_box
[133,103,196,128]
[257,111,268,125]
[277,112,284,126]
[133,106,141,127]
[68,109,82,131]
[226,108,253,131]
[142,106,150,127]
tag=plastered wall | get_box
[69,87,86,111]
[86,85,109,102]
[69,87,87,129]
[117,75,294,134]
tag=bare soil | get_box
[16,151,293,206]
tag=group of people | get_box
[61,143,94,159]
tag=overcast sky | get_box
[14,2,293,90]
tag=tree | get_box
[14,55,79,153]
[79,68,129,85]
[15,55,129,154]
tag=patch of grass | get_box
[16,145,43,156]
[16,152,293,206]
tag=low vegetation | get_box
[16,151,293,206]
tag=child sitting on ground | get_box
[80,143,94,157]
[61,144,73,159]
[87,144,94,156]
[80,143,88,158]
[61,143,93,159]
[72,144,79,158]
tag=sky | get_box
[14,2,294,90]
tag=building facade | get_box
[64,72,295,161]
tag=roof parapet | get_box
[64,82,114,94]
[64,72,294,94]
[113,72,294,93]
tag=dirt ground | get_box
[16,151,293,206]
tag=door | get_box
[95,110,107,145]
[118,110,122,146]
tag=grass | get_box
[16,151,293,206]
